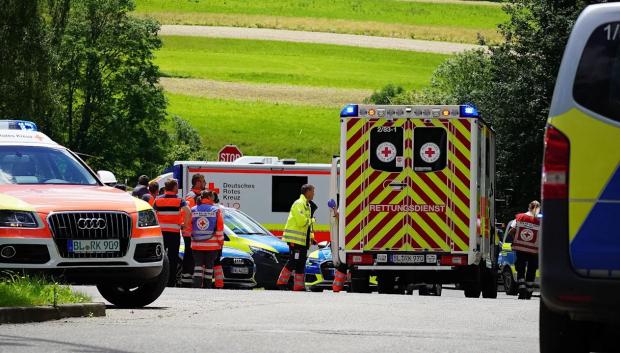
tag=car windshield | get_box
[224,209,270,236]
[0,145,98,185]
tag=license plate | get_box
[231,267,249,274]
[391,254,425,264]
[68,239,120,253]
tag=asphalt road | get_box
[0,287,538,353]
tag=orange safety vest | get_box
[191,200,225,251]
[512,212,541,254]
[154,193,184,233]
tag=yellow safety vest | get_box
[283,194,313,246]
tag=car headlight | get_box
[0,210,39,228]
[137,210,158,228]
[249,246,278,263]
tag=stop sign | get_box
[218,145,243,162]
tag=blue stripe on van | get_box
[571,166,620,271]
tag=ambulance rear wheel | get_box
[97,256,169,308]
[463,265,481,298]
[350,270,371,293]
[377,271,398,294]
[481,265,498,299]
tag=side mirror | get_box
[97,170,118,186]
[317,241,329,249]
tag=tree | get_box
[0,0,170,183]
[371,0,595,219]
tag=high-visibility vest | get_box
[182,189,202,237]
[154,193,183,233]
[191,201,224,251]
[512,213,540,254]
[283,195,312,246]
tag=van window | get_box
[272,176,308,212]
[413,127,447,172]
[573,22,620,122]
[369,126,404,172]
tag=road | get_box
[159,25,484,55]
[0,287,538,353]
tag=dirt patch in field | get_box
[160,77,372,107]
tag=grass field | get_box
[0,275,91,307]
[167,94,339,162]
[156,36,449,90]
[135,0,506,43]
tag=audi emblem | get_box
[233,258,244,265]
[77,218,107,230]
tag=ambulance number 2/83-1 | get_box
[377,127,397,133]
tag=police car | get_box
[178,243,256,289]
[0,121,167,308]
[540,4,620,352]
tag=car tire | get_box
[97,256,169,309]
[310,287,324,292]
[481,265,498,299]
[540,300,589,353]
[502,267,518,295]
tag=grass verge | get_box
[167,94,340,163]
[0,273,91,307]
[135,0,506,43]
[156,36,449,90]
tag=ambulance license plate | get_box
[391,254,425,264]
[68,239,120,253]
[231,267,249,274]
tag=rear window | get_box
[573,22,620,122]
[369,126,404,172]
[413,127,447,172]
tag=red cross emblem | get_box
[207,182,220,194]
[196,217,210,230]
[419,142,440,163]
[376,142,396,163]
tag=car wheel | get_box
[97,256,169,309]
[540,300,589,353]
[310,287,324,293]
[502,267,518,295]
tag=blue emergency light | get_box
[459,104,479,118]
[0,120,38,131]
[340,104,359,117]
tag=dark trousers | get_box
[284,244,308,274]
[193,249,222,288]
[515,250,539,289]
[163,232,181,287]
[180,236,194,286]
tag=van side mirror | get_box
[97,170,118,186]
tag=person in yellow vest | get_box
[276,184,316,291]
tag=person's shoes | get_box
[518,288,528,300]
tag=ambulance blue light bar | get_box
[340,104,358,117]
[0,120,38,131]
[459,105,479,117]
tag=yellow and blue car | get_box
[540,4,620,352]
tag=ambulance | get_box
[167,157,332,242]
[330,104,498,297]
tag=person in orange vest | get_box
[153,179,191,287]
[190,190,225,288]
[179,174,206,287]
[508,200,541,300]
[141,181,160,207]
[277,184,316,291]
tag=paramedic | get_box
[277,184,316,291]
[191,190,225,289]
[153,179,191,287]
[508,200,541,300]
